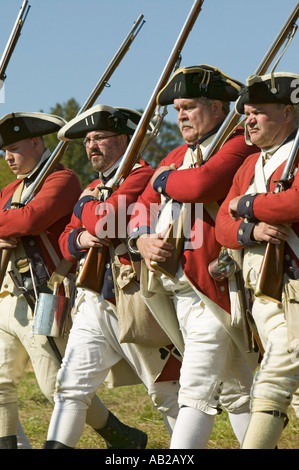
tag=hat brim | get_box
[157,65,244,106]
[58,105,148,141]
[0,112,66,149]
[235,72,299,114]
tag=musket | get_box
[255,127,299,303]
[0,0,31,83]
[108,0,203,189]
[20,13,145,205]
[153,1,299,280]
[209,3,299,303]
[76,0,204,292]
[0,14,145,291]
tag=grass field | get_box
[18,364,299,450]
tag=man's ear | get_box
[32,136,46,154]
[31,136,41,149]
[284,104,294,123]
[212,100,223,117]
[119,133,129,148]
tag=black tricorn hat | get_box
[235,72,299,114]
[0,112,66,149]
[156,65,244,106]
[58,104,151,141]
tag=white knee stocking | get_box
[170,407,215,449]
[47,406,86,448]
[228,406,251,444]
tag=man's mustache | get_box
[180,120,194,131]
[88,150,104,159]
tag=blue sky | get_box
[0,0,298,123]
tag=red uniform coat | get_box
[59,161,184,383]
[132,128,258,314]
[215,150,299,268]
[0,163,82,278]
[59,160,154,265]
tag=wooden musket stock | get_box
[0,14,145,291]
[255,128,299,303]
[76,244,109,294]
[77,0,204,292]
[150,205,186,279]
[254,242,285,304]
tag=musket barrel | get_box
[20,140,68,205]
[255,1,299,75]
[278,126,299,183]
[78,14,145,113]
[0,0,31,81]
[203,2,299,162]
[202,109,243,160]
[111,0,204,187]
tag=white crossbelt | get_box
[246,138,299,259]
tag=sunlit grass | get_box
[18,367,299,449]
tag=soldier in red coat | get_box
[0,111,80,449]
[215,72,299,448]
[44,104,180,450]
[0,112,146,449]
[127,65,259,448]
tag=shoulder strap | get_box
[39,231,74,294]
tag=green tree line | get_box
[0,99,184,189]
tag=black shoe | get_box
[96,412,148,449]
[43,440,72,449]
[0,435,17,449]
